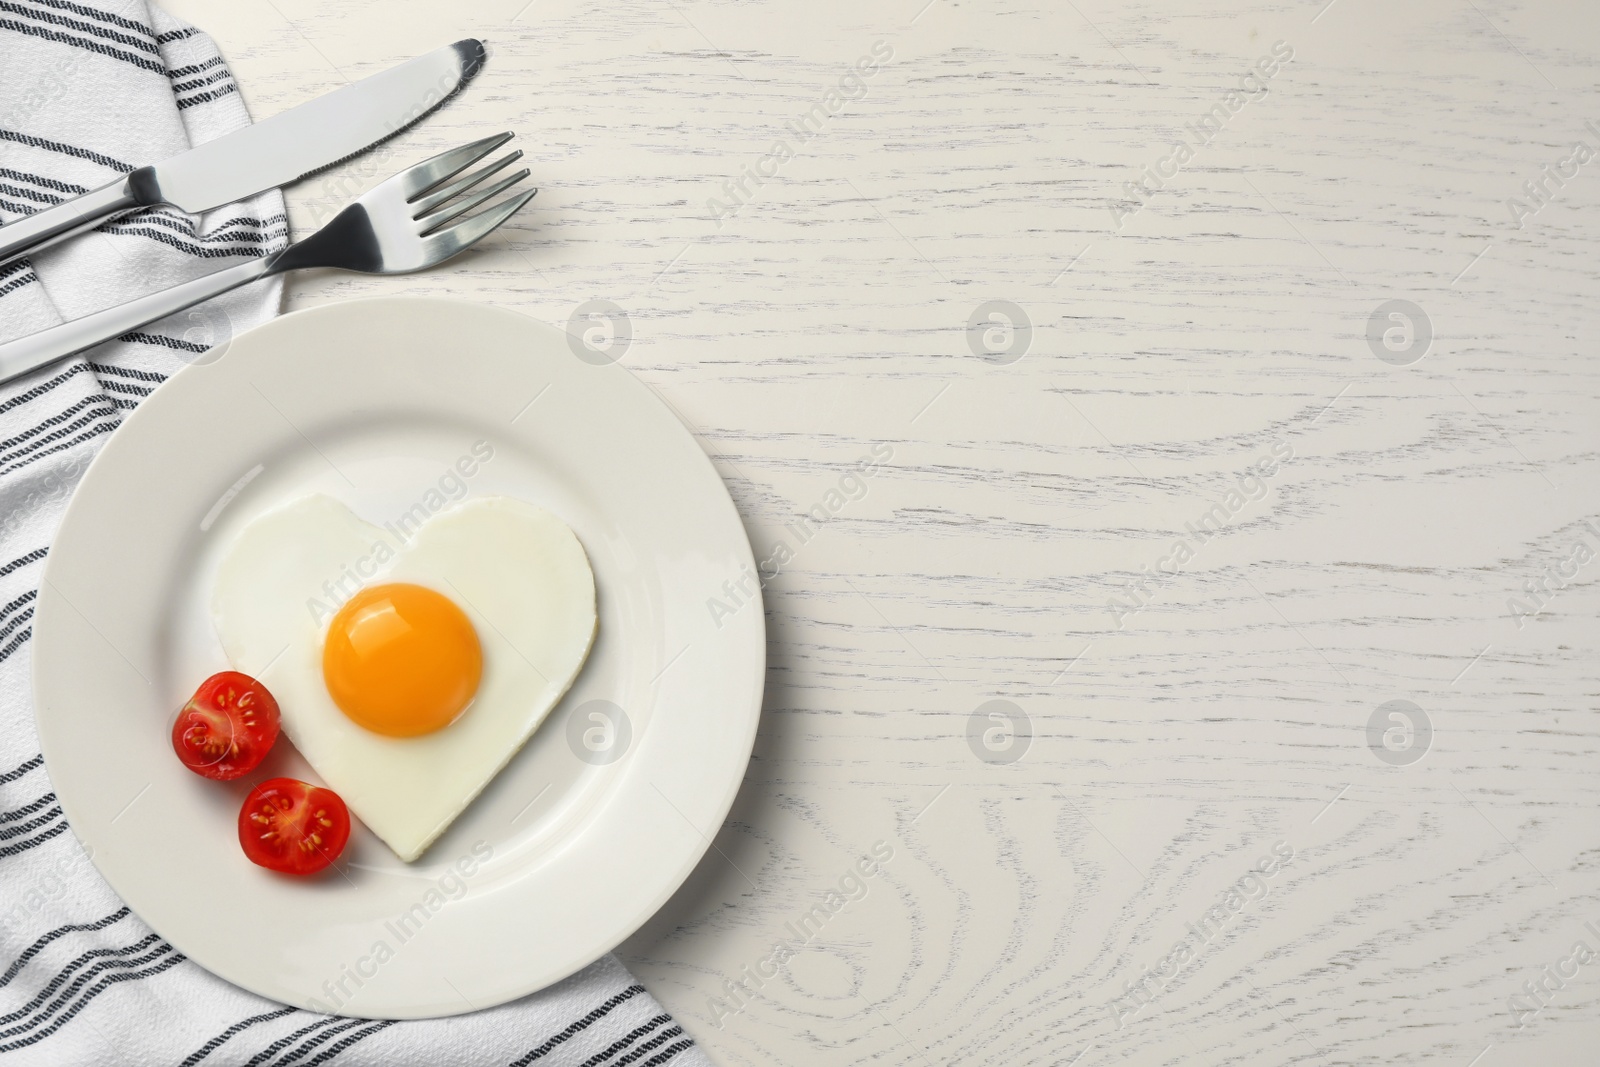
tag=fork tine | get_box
[420,188,537,262]
[410,150,523,217]
[418,171,530,234]
[397,132,513,199]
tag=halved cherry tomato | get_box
[171,671,280,781]
[237,778,351,876]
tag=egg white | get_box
[211,494,597,862]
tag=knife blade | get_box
[0,38,485,269]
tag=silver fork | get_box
[0,133,535,387]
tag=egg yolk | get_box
[322,582,482,737]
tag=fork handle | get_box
[0,256,273,387]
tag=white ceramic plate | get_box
[31,297,763,1019]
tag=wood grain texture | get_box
[163,0,1600,1062]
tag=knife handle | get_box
[0,255,273,387]
[0,176,145,269]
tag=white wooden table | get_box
[165,0,1600,1062]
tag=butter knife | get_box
[0,39,485,268]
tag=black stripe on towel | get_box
[0,908,131,991]
[510,984,649,1066]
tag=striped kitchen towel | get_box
[0,4,703,1065]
